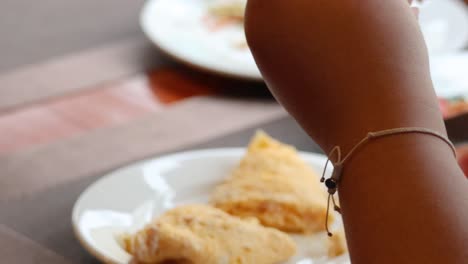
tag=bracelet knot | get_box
[320,127,456,237]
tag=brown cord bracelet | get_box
[320,127,457,237]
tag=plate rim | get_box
[72,147,328,263]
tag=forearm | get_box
[340,133,468,263]
[245,0,468,263]
[245,0,445,152]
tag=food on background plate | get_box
[207,0,246,22]
[123,204,296,264]
[205,0,248,49]
[211,131,330,234]
[439,96,468,119]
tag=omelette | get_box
[211,131,330,234]
[327,229,348,258]
[123,204,296,264]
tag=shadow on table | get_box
[145,52,273,102]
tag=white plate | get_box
[140,0,468,82]
[72,148,350,264]
[430,51,468,98]
[140,0,262,81]
[419,0,468,54]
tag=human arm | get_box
[245,0,468,263]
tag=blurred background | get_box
[0,1,467,263]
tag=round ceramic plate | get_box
[72,148,350,264]
[140,0,261,81]
[419,0,468,54]
[430,51,468,98]
[140,0,468,81]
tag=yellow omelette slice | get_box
[123,204,296,264]
[211,131,330,234]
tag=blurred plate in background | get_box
[141,0,261,81]
[431,51,468,98]
[419,0,468,54]
[141,0,468,83]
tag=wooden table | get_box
[0,64,270,155]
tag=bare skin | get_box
[245,0,468,263]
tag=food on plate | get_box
[120,132,348,263]
[123,204,296,264]
[211,131,330,234]
[327,229,348,257]
[205,0,249,49]
[207,0,247,22]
